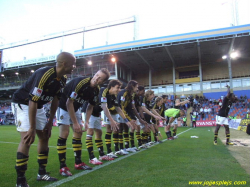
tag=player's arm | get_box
[102,103,119,131]
[24,100,37,145]
[47,96,59,126]
[66,98,82,133]
[85,103,94,131]
[115,106,133,128]
[141,105,162,120]
[43,96,59,138]
[226,85,231,98]
[175,99,189,107]
[150,108,165,120]
[132,103,145,122]
[138,106,146,120]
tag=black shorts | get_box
[144,113,152,124]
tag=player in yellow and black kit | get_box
[56,68,110,176]
[117,80,138,154]
[152,96,166,143]
[129,86,149,148]
[214,85,237,145]
[140,90,165,146]
[11,52,76,187]
[84,79,132,164]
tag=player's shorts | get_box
[104,114,119,125]
[56,108,82,126]
[143,113,153,124]
[89,115,102,129]
[117,114,128,123]
[11,103,47,132]
[216,115,229,125]
[164,117,178,126]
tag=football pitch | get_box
[0,125,249,187]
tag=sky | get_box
[0,0,249,63]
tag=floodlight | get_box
[111,56,116,63]
[230,52,238,58]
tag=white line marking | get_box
[44,128,192,187]
[0,141,88,151]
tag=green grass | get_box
[0,126,249,187]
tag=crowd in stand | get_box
[0,95,249,126]
[189,95,250,121]
[0,102,14,125]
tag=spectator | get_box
[201,111,205,120]
[204,107,208,114]
[211,108,215,115]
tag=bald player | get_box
[12,52,76,187]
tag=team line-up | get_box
[11,52,237,187]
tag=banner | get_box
[238,119,250,132]
[196,120,216,127]
[3,55,56,68]
[228,119,241,129]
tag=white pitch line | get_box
[44,128,193,187]
[0,141,89,151]
[162,127,192,142]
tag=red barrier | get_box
[196,120,216,127]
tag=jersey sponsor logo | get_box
[32,87,43,97]
[121,96,125,102]
[40,95,54,102]
[101,97,107,102]
[70,92,78,99]
[75,97,86,104]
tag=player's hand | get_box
[139,119,146,126]
[160,117,166,121]
[43,122,52,138]
[83,122,89,132]
[73,123,82,134]
[130,120,137,130]
[154,115,162,121]
[144,122,150,130]
[23,128,36,146]
[110,120,119,131]
[125,121,133,130]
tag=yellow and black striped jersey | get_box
[141,96,154,110]
[117,89,133,121]
[90,87,119,117]
[59,76,100,112]
[12,66,66,109]
[153,103,166,117]
[100,87,119,115]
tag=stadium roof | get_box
[74,24,250,72]
[1,24,250,98]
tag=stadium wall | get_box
[203,89,250,99]
[231,60,250,77]
[135,69,173,86]
[202,61,229,80]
